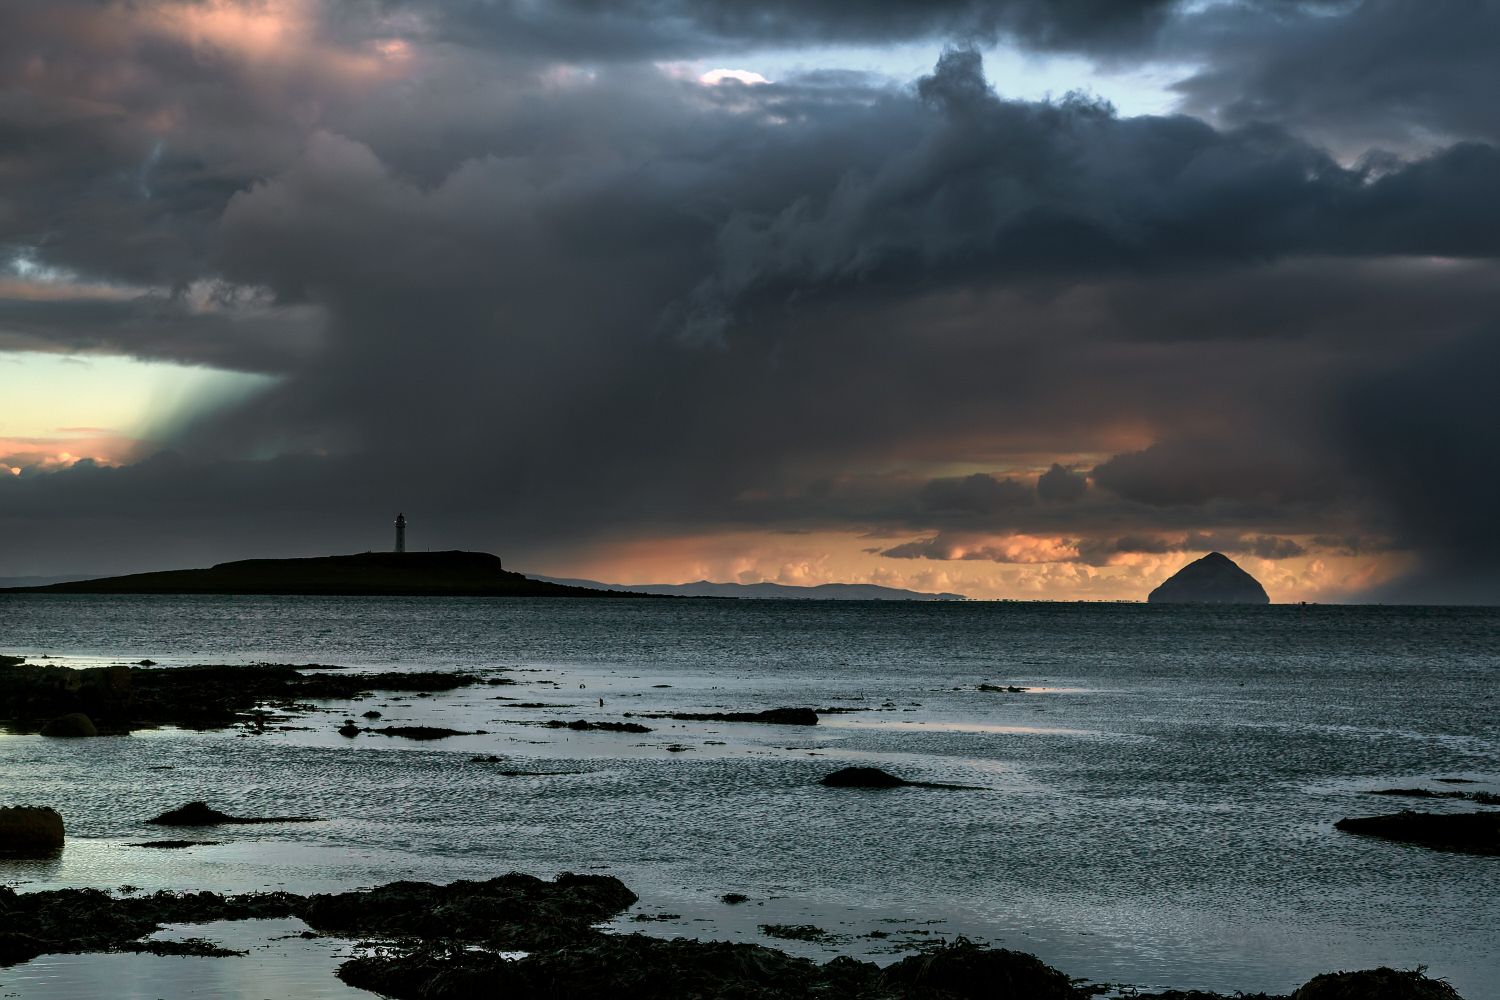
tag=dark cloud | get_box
[1037,463,1087,503]
[411,0,1176,60]
[921,473,1033,516]
[1173,1,1500,150]
[1340,328,1500,605]
[1091,437,1335,508]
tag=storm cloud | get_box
[1,0,1496,601]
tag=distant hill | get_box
[1147,552,1270,605]
[5,552,652,598]
[532,576,967,601]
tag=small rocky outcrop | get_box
[1335,810,1499,855]
[146,801,320,827]
[1147,552,1270,605]
[0,806,64,855]
[39,712,98,737]
[821,767,911,788]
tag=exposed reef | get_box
[1147,552,1270,605]
[0,657,486,733]
[1335,810,1499,855]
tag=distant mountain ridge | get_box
[532,576,967,601]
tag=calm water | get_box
[1,596,1497,998]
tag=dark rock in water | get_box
[720,893,749,905]
[977,684,1028,693]
[337,722,362,737]
[1293,966,1464,999]
[134,840,220,849]
[136,659,156,666]
[884,939,1078,1000]
[643,707,819,726]
[361,710,382,719]
[146,801,319,827]
[819,766,986,791]
[821,766,910,788]
[1147,552,1269,605]
[545,719,653,733]
[1335,810,1499,855]
[0,806,64,855]
[39,712,98,737]
[367,725,473,740]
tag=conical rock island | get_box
[1147,552,1269,604]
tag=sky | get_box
[1,0,1497,603]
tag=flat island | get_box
[3,551,648,598]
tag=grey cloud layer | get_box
[0,1,1496,600]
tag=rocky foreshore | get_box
[0,656,488,734]
[0,874,1468,998]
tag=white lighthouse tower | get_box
[394,512,407,553]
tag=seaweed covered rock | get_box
[1293,967,1464,1000]
[883,939,1079,1000]
[39,712,98,737]
[0,806,64,855]
[0,886,300,966]
[338,933,858,1000]
[303,873,637,951]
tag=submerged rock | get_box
[1335,810,1499,855]
[0,806,64,855]
[39,712,98,737]
[146,801,320,827]
[1147,552,1270,605]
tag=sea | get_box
[1,595,1496,999]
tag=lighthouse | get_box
[394,513,407,554]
